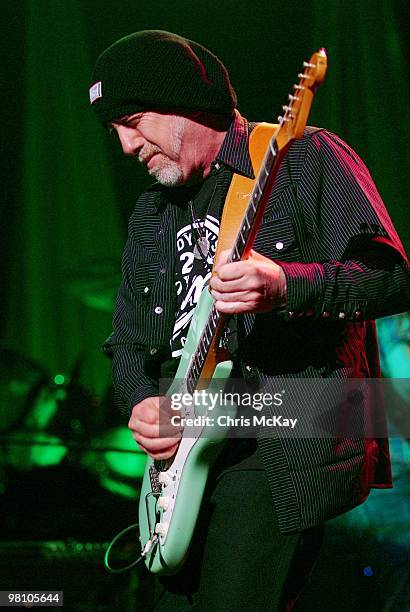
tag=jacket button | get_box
[149,347,158,355]
[288,311,295,319]
[154,306,163,315]
[322,311,331,318]
[354,310,362,319]
[143,286,150,295]
[338,312,346,319]
[306,309,314,317]
[275,241,284,250]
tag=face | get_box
[111,111,201,187]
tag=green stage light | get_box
[53,374,66,386]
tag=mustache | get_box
[138,144,162,163]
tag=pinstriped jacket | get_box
[103,112,410,533]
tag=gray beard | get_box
[144,115,187,187]
[149,163,184,187]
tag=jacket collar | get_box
[215,110,255,179]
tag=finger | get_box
[129,404,158,427]
[129,419,158,438]
[214,300,257,314]
[215,249,231,266]
[248,248,277,264]
[129,418,182,439]
[214,260,251,281]
[128,415,158,435]
[211,289,260,303]
[134,439,180,461]
[210,275,240,292]
[148,443,180,461]
[133,433,181,453]
[135,440,148,453]
[210,274,258,293]
[248,248,265,261]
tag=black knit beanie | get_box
[89,30,237,123]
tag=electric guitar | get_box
[138,49,328,574]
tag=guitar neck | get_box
[185,49,328,390]
[229,136,289,263]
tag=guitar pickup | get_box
[149,465,161,495]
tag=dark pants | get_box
[147,439,324,611]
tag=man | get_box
[90,30,409,610]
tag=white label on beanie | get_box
[89,81,102,104]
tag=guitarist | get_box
[90,31,410,610]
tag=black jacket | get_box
[104,112,409,532]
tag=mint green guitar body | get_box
[138,289,235,574]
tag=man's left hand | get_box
[209,249,287,314]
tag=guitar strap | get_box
[212,122,278,271]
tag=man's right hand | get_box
[128,396,181,460]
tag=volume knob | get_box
[157,496,170,511]
[155,522,169,537]
[158,471,175,486]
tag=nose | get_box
[114,125,145,157]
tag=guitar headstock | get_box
[277,48,327,143]
[300,48,328,89]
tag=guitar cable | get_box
[103,522,159,574]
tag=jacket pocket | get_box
[131,244,160,299]
[253,216,300,262]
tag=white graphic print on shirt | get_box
[171,214,220,357]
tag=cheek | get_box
[140,120,173,147]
